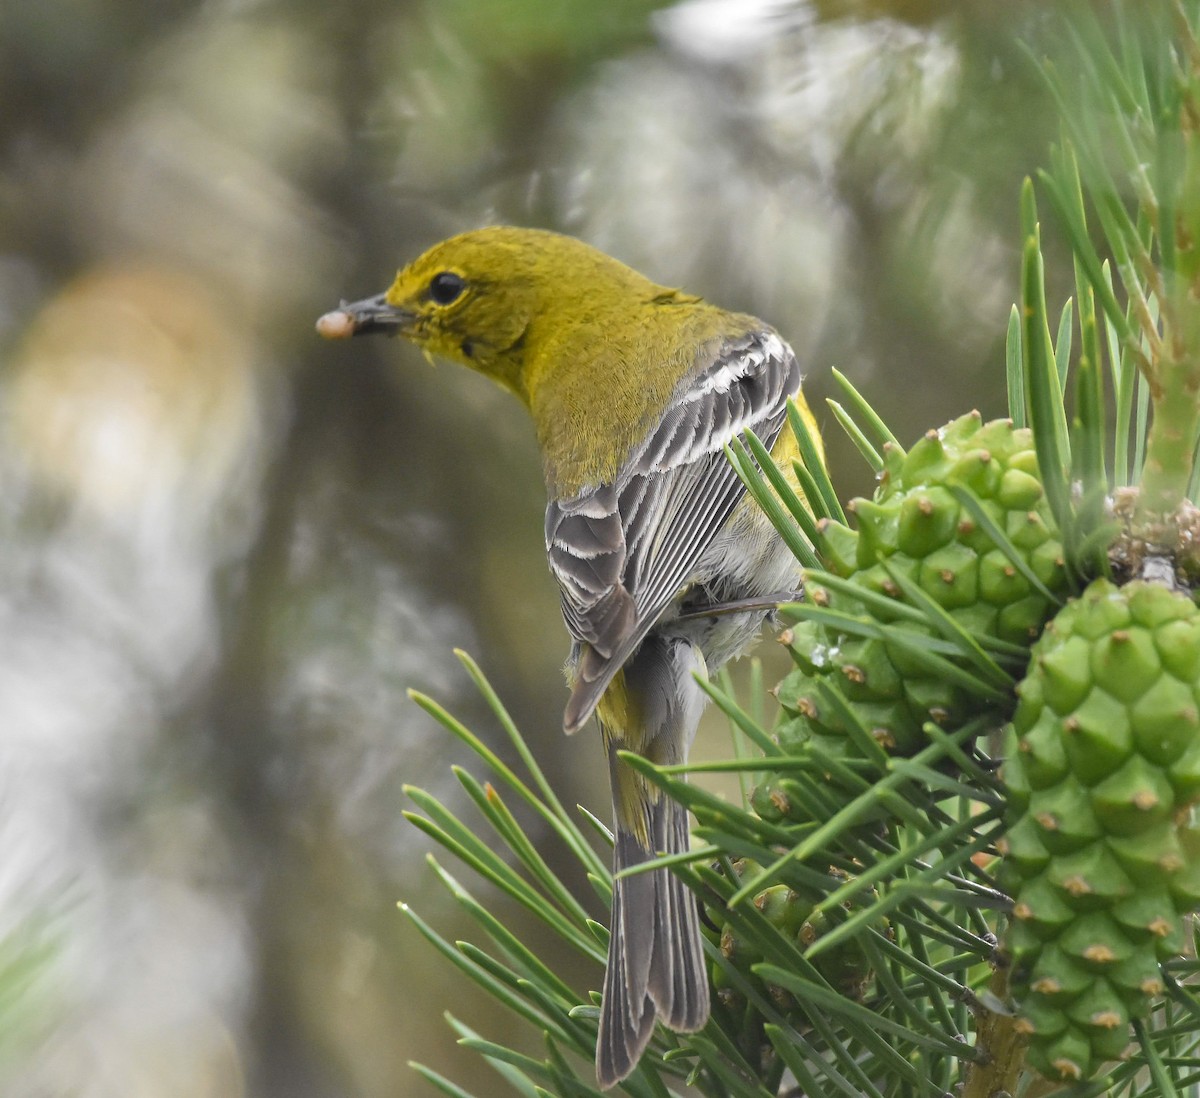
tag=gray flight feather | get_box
[547,329,799,733]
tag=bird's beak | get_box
[316,293,415,339]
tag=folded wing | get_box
[546,330,800,733]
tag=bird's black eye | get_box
[428,271,465,305]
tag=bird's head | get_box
[317,226,665,401]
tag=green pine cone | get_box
[756,413,1067,829]
[792,413,1064,751]
[704,860,876,1068]
[1002,577,1200,1083]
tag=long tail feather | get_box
[597,802,709,1088]
[590,635,711,1088]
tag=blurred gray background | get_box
[0,0,1057,1094]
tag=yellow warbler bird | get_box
[317,227,820,1087]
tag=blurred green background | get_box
[0,0,1059,1094]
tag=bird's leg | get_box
[673,591,803,621]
